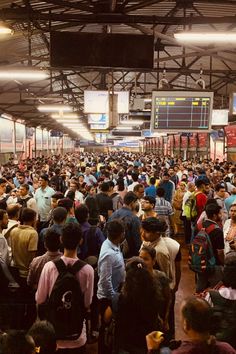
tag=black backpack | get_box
[17,196,32,208]
[45,259,86,340]
[209,290,236,349]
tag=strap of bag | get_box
[54,258,86,275]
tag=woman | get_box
[223,204,236,254]
[139,246,171,332]
[78,174,87,196]
[114,178,127,202]
[172,182,186,235]
[105,257,161,354]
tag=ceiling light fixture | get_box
[120,120,144,125]
[174,32,236,42]
[51,113,79,119]
[38,105,73,112]
[0,69,49,80]
[116,126,133,130]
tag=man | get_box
[169,167,179,188]
[155,187,174,237]
[50,168,66,193]
[133,183,145,217]
[214,183,228,224]
[47,192,64,226]
[127,172,139,192]
[84,167,97,187]
[141,217,171,280]
[195,179,207,221]
[141,196,158,220]
[108,192,141,257]
[65,180,84,205]
[2,204,20,242]
[38,206,67,256]
[97,219,125,354]
[10,208,38,285]
[36,222,94,354]
[0,178,12,209]
[182,182,196,244]
[34,174,55,231]
[195,203,225,292]
[158,172,175,203]
[74,204,105,260]
[18,184,37,213]
[172,297,236,354]
[58,198,78,224]
[145,177,157,199]
[27,228,62,290]
[96,182,113,222]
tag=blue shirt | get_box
[225,195,236,212]
[97,239,125,300]
[79,221,105,260]
[145,185,157,198]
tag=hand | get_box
[146,331,164,351]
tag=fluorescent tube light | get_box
[0,23,13,35]
[51,113,79,119]
[174,32,236,42]
[38,105,73,112]
[0,69,49,80]
[120,120,144,125]
[116,126,133,130]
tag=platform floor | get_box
[87,236,195,353]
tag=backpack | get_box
[188,223,217,273]
[44,259,86,340]
[17,196,32,208]
[184,191,201,221]
[209,290,236,349]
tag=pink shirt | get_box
[36,255,94,349]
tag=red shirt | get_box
[196,191,207,218]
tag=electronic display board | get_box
[151,91,213,132]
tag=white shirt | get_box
[127,181,139,192]
[35,186,55,221]
[65,190,84,203]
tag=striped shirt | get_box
[155,197,174,216]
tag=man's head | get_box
[229,204,236,223]
[85,167,91,176]
[215,183,226,198]
[195,179,206,192]
[168,167,175,176]
[0,178,7,196]
[44,229,61,252]
[58,198,74,215]
[28,321,57,354]
[61,222,82,251]
[39,175,49,189]
[7,204,21,221]
[1,330,35,354]
[0,209,8,231]
[74,205,89,224]
[181,297,212,335]
[123,192,139,211]
[52,207,67,225]
[149,177,156,186]
[100,182,110,194]
[141,196,156,212]
[222,251,236,289]
[51,192,64,209]
[133,184,145,200]
[205,203,222,222]
[19,184,30,197]
[141,217,167,242]
[21,208,37,226]
[131,172,139,183]
[18,172,25,185]
[156,187,165,198]
[69,180,78,192]
[106,219,125,245]
[162,172,170,182]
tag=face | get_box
[179,183,186,191]
[18,176,25,184]
[169,168,174,176]
[39,178,47,188]
[230,206,236,221]
[51,198,59,209]
[163,175,169,181]
[141,228,159,242]
[141,199,153,211]
[1,213,8,230]
[217,188,225,198]
[0,183,6,196]
[85,168,90,175]
[89,187,96,196]
[78,175,84,183]
[135,187,144,199]
[139,249,155,271]
[19,186,28,197]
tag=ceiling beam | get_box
[1,8,236,25]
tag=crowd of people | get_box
[0,152,235,353]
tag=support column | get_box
[34,128,37,158]
[13,120,16,157]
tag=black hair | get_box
[156,187,165,198]
[40,174,49,182]
[100,182,110,193]
[149,177,156,185]
[133,184,144,193]
[195,179,206,188]
[123,192,138,206]
[140,245,156,260]
[106,219,125,242]
[58,198,74,212]
[44,229,61,252]
[116,178,125,192]
[131,172,139,182]
[28,321,56,354]
[21,208,36,223]
[52,207,67,223]
[141,217,167,233]
[66,190,75,202]
[1,330,35,354]
[142,195,156,207]
[7,205,21,219]
[222,251,236,289]
[0,209,7,221]
[52,192,64,200]
[205,203,221,219]
[182,297,211,333]
[215,183,226,192]
[75,204,89,224]
[20,183,29,191]
[61,222,82,250]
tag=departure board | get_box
[151,91,213,132]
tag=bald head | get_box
[187,182,195,192]
[181,296,211,334]
[7,204,21,220]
